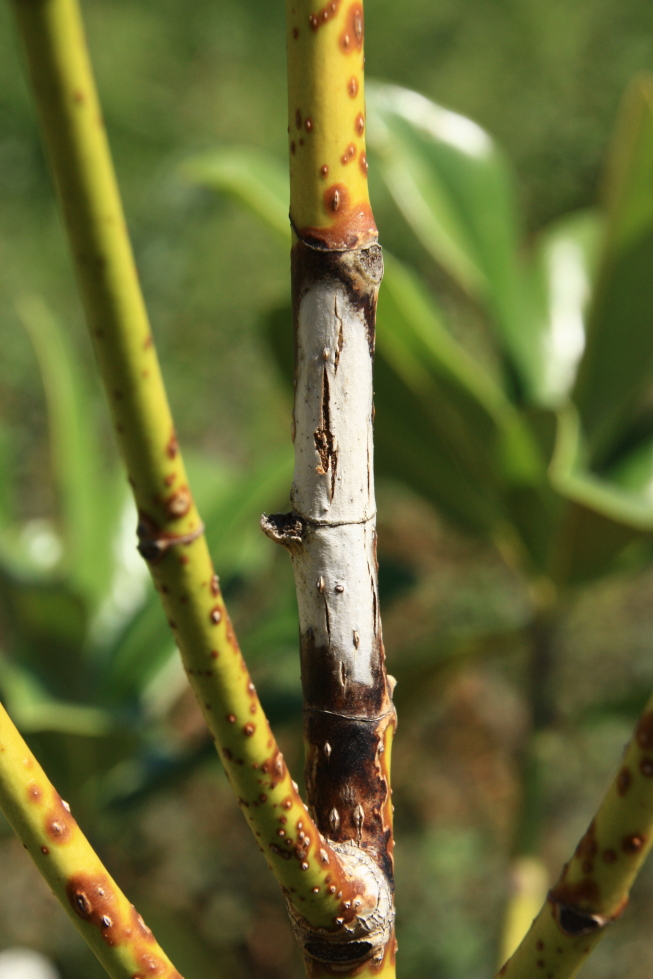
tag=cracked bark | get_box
[262,239,396,974]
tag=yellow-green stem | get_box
[0,703,181,979]
[498,611,557,963]
[496,692,653,979]
[10,0,356,935]
[286,0,376,248]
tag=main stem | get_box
[262,2,397,976]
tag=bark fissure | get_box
[266,236,394,969]
[314,365,339,501]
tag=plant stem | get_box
[261,2,396,974]
[0,703,182,979]
[498,610,558,963]
[10,0,359,943]
[495,690,653,979]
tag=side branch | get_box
[0,704,182,979]
[10,0,361,946]
[496,693,653,979]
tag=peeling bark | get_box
[263,237,396,969]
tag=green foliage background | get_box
[3,2,653,979]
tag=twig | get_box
[496,690,653,979]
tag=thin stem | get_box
[498,611,559,963]
[10,0,355,937]
[0,703,181,979]
[495,689,653,979]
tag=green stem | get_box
[498,610,559,963]
[496,689,653,979]
[0,703,182,979]
[9,0,356,937]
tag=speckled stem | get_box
[10,0,361,939]
[286,0,376,248]
[495,692,653,979]
[0,703,182,979]
[272,2,396,975]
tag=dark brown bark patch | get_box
[300,630,388,717]
[291,239,382,359]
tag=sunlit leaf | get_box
[572,76,653,464]
[366,83,539,397]
[525,209,602,406]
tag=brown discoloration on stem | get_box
[270,227,393,968]
[290,240,382,353]
[309,0,341,30]
[297,202,377,252]
[496,690,653,978]
[44,793,76,845]
[0,703,183,978]
[339,3,364,54]
[616,766,631,795]
[67,872,183,976]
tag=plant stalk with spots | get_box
[0,704,182,979]
[7,0,387,972]
[260,2,397,976]
[495,697,653,979]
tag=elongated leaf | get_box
[366,83,541,398]
[0,654,113,736]
[525,209,602,406]
[547,407,653,584]
[181,148,290,241]
[16,297,123,606]
[375,254,544,535]
[0,571,88,700]
[572,76,653,464]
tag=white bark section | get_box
[291,277,378,692]
[291,280,375,524]
[294,522,378,691]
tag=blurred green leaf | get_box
[0,573,91,701]
[572,76,653,464]
[547,407,653,584]
[375,253,543,535]
[203,446,293,577]
[366,83,539,398]
[551,407,653,531]
[181,148,290,242]
[525,209,602,406]
[15,296,123,607]
[0,654,113,736]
